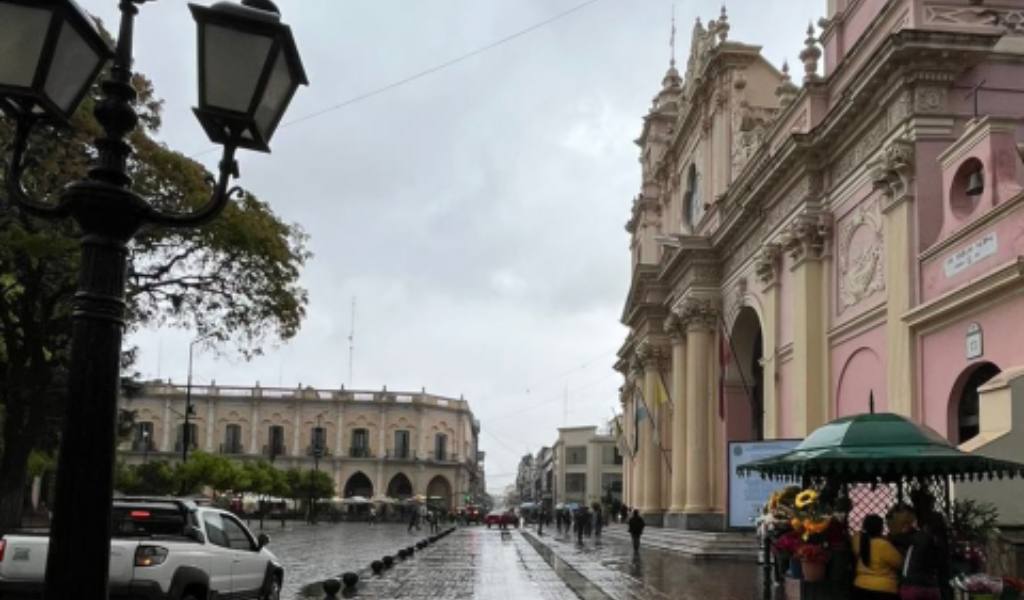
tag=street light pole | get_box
[182,335,208,463]
[0,2,307,598]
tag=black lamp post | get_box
[0,1,307,599]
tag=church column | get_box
[784,211,832,435]
[666,315,688,522]
[681,296,719,528]
[755,244,782,438]
[638,343,665,525]
[871,140,916,417]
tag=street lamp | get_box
[0,2,307,599]
[183,333,214,462]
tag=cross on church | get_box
[965,79,986,118]
[670,5,677,67]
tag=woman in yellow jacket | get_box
[852,514,904,599]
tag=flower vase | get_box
[801,559,827,583]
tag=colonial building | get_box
[118,382,482,510]
[515,454,537,503]
[618,1,1024,529]
[551,426,623,507]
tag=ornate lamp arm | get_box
[4,116,71,219]
[146,143,244,228]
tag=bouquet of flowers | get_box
[953,574,1003,595]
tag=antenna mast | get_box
[348,297,356,388]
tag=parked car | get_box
[484,510,518,529]
[0,497,283,600]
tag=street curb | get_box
[519,530,615,600]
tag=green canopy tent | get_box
[739,413,1024,600]
[737,412,1024,484]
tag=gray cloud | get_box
[81,0,822,491]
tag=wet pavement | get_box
[253,520,440,598]
[523,524,765,600]
[263,520,767,599]
[262,521,579,599]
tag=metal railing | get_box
[219,442,244,455]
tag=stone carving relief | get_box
[838,198,886,312]
[925,5,1024,34]
[722,176,818,277]
[914,86,947,113]
[755,243,782,288]
[869,138,916,210]
[781,210,833,263]
[674,295,721,331]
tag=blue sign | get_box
[727,439,801,529]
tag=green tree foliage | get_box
[0,62,309,532]
[115,456,334,506]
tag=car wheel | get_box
[262,577,282,600]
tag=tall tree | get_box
[0,68,309,532]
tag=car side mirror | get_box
[257,533,270,549]
[185,525,205,544]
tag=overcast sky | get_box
[81,0,820,493]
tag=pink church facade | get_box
[617,0,1024,529]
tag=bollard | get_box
[382,555,394,569]
[323,578,342,599]
[398,548,408,559]
[341,572,359,591]
[407,545,415,554]
[370,561,383,576]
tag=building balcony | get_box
[348,447,373,459]
[219,442,245,455]
[262,444,288,459]
[173,441,199,453]
[131,439,156,453]
[306,445,333,458]
[384,449,416,460]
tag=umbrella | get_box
[341,496,371,505]
[737,412,1024,482]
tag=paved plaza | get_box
[268,522,765,599]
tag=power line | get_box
[192,0,603,158]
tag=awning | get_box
[737,412,1024,482]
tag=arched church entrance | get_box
[343,471,374,498]
[726,306,765,441]
[949,362,1001,444]
[386,473,413,500]
[426,475,453,510]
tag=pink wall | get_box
[916,140,952,252]
[951,66,1024,119]
[832,325,888,417]
[778,260,795,349]
[918,298,1024,438]
[920,206,1024,304]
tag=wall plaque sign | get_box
[944,232,997,278]
[966,322,984,360]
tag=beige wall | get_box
[552,427,623,506]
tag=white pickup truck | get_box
[0,498,283,600]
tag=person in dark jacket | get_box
[593,504,604,539]
[628,509,645,554]
[899,512,951,600]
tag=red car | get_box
[485,510,518,528]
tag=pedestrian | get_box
[555,509,563,534]
[899,512,951,600]
[368,506,377,526]
[853,514,903,600]
[537,508,545,536]
[593,503,603,539]
[628,509,645,555]
[575,507,587,545]
[583,505,592,538]
[620,504,628,524]
[408,508,418,534]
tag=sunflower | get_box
[795,489,819,509]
